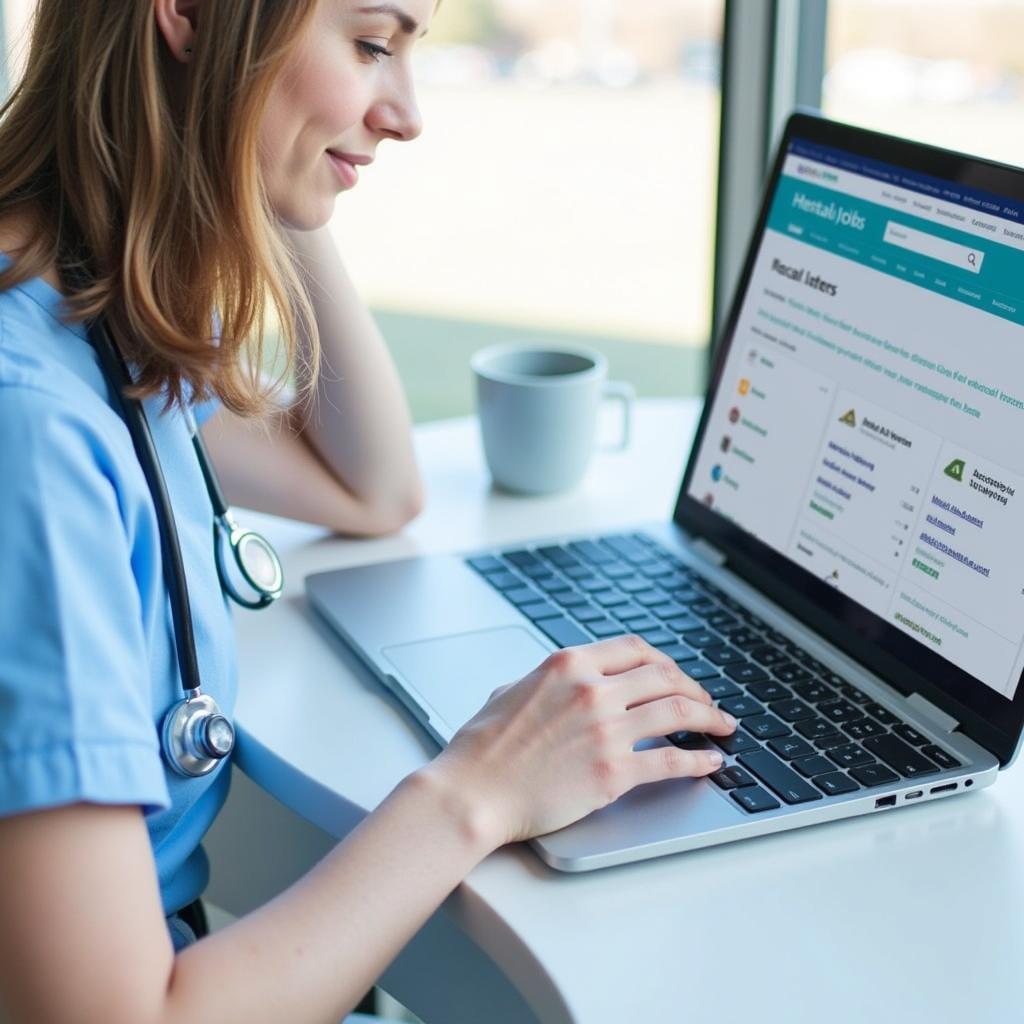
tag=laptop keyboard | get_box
[466,532,964,814]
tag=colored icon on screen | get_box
[728,406,740,424]
[839,408,857,427]
[720,435,732,453]
[711,464,723,482]
[944,458,966,482]
[738,378,751,395]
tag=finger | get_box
[633,744,725,787]
[625,693,737,744]
[609,661,714,708]
[554,633,674,677]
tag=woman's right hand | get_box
[425,635,738,850]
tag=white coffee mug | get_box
[471,344,634,494]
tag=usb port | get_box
[905,790,923,800]
[875,795,897,808]
[929,783,958,795]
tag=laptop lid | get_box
[675,112,1024,767]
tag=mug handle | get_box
[599,380,634,452]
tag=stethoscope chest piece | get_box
[161,691,236,778]
[215,516,285,609]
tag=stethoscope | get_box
[87,317,284,778]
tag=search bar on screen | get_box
[883,221,984,274]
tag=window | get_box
[823,0,1024,168]
[335,0,724,419]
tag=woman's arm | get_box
[0,638,735,1024]
[201,225,424,536]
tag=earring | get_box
[184,46,193,57]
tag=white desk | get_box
[228,398,1024,1024]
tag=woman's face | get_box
[259,0,433,230]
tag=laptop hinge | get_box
[690,537,727,568]
[905,692,960,734]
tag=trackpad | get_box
[383,627,552,736]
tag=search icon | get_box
[968,252,977,267]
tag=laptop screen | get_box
[681,116,1024,757]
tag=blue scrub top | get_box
[0,253,238,914]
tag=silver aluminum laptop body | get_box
[306,520,999,872]
[306,115,1023,870]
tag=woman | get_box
[0,2,736,1021]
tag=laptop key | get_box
[796,718,842,741]
[656,642,700,664]
[682,660,722,682]
[564,565,596,580]
[849,763,899,787]
[665,615,703,633]
[635,628,676,646]
[611,603,651,622]
[703,645,747,666]
[587,619,627,638]
[666,730,709,749]
[768,735,815,760]
[742,715,791,740]
[835,682,873,705]
[746,679,789,701]
[814,772,860,796]
[861,735,940,778]
[593,590,630,608]
[731,786,781,813]
[749,645,789,667]
[701,677,742,700]
[820,700,861,724]
[865,702,901,727]
[520,601,562,622]
[713,730,761,754]
[710,766,757,790]
[791,754,837,777]
[502,549,543,568]
[729,628,767,650]
[467,555,505,574]
[723,663,771,685]
[923,745,962,769]
[844,718,887,741]
[623,579,662,596]
[615,615,661,633]
[505,586,544,605]
[535,574,569,591]
[791,680,835,704]
[827,743,875,769]
[707,612,740,631]
[769,698,817,722]
[681,629,724,649]
[736,750,823,804]
[772,662,813,684]
[893,724,929,747]
[718,696,766,718]
[650,602,691,620]
[536,545,580,569]
[537,617,596,648]
[571,603,606,622]
[600,561,635,580]
[813,733,851,751]
[487,571,526,591]
[568,540,616,565]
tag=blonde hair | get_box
[0,0,320,414]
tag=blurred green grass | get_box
[376,309,709,423]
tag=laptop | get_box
[307,112,1024,871]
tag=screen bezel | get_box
[675,111,1024,767]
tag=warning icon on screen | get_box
[839,409,857,427]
